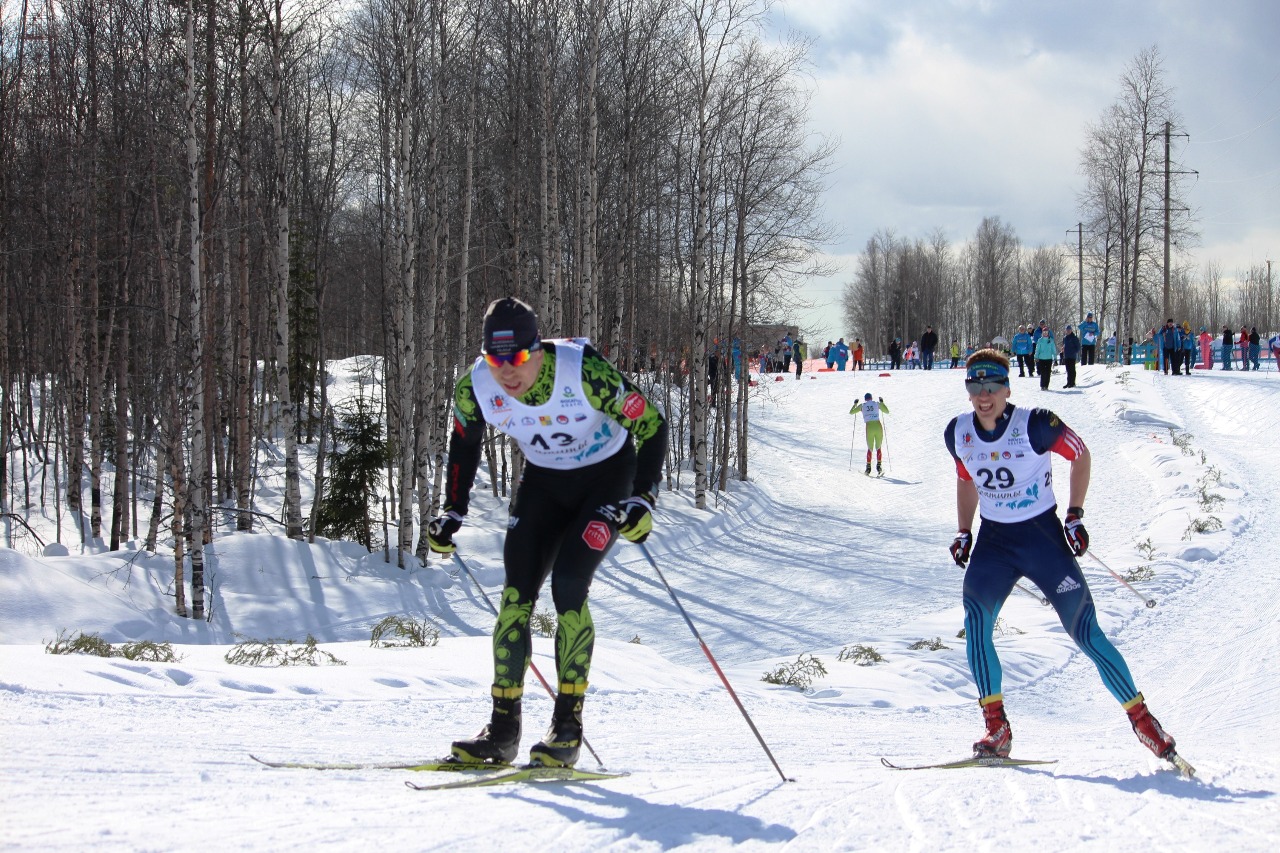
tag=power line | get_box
[1190,105,1280,145]
[1191,69,1280,138]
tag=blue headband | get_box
[966,361,1009,382]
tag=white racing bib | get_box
[470,340,628,470]
[860,400,883,421]
[953,407,1056,522]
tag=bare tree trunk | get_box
[266,0,302,540]
[184,1,209,619]
[395,6,420,567]
[234,6,253,531]
[110,267,130,550]
[578,0,601,341]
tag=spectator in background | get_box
[1180,322,1195,374]
[833,337,850,371]
[1078,312,1100,365]
[920,325,939,370]
[1221,326,1234,370]
[1249,327,1261,371]
[1239,324,1250,370]
[853,339,865,371]
[951,339,962,369]
[1269,331,1280,368]
[1034,325,1057,390]
[1158,319,1179,375]
[1198,327,1213,370]
[1062,325,1080,388]
[1011,324,1034,377]
[888,337,903,370]
[792,337,808,379]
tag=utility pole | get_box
[1155,121,1194,318]
[1163,120,1171,319]
[1070,223,1084,320]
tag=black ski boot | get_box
[864,462,872,475]
[876,461,883,475]
[451,695,521,765]
[528,693,583,768]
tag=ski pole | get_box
[849,410,860,471]
[880,417,891,474]
[1015,581,1048,606]
[1086,551,1156,608]
[450,551,606,767]
[637,542,793,783]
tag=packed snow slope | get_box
[2,361,1279,852]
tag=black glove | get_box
[950,529,972,567]
[599,492,655,543]
[1064,507,1089,556]
[426,510,464,554]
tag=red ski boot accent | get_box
[1126,695,1176,759]
[973,697,1012,758]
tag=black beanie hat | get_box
[482,297,541,355]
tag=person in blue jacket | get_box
[1078,313,1100,365]
[1180,322,1196,373]
[1158,319,1180,375]
[1010,324,1034,378]
[833,338,850,371]
[1061,325,1080,388]
[1150,324,1163,372]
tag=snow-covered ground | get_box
[2,361,1278,851]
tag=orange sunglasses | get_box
[484,348,534,368]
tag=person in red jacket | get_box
[1197,327,1212,370]
[1240,325,1250,370]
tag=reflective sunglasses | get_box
[965,379,1009,396]
[483,348,534,368]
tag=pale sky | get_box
[766,0,1280,344]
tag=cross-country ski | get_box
[406,765,630,790]
[249,754,508,773]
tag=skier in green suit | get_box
[428,297,668,768]
[850,392,889,475]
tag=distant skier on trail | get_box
[942,348,1186,770]
[850,392,889,475]
[427,296,669,770]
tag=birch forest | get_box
[1,0,834,616]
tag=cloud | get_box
[767,0,1279,343]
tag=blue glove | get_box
[426,511,464,554]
